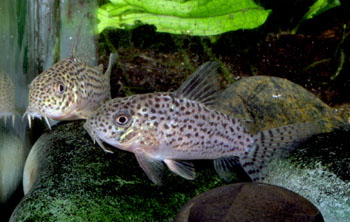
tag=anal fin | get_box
[213,156,240,182]
[134,149,164,185]
[163,159,195,180]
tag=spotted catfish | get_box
[24,52,117,129]
[24,15,117,129]
[84,62,319,185]
[0,71,16,126]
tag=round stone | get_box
[215,76,345,134]
[175,183,324,222]
[0,127,26,204]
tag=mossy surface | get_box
[11,121,227,221]
[268,162,349,222]
[263,126,350,222]
[290,125,350,182]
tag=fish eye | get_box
[117,116,128,124]
[113,111,131,127]
[55,82,65,95]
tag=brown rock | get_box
[175,183,324,222]
[215,76,345,134]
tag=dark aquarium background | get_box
[0,0,349,221]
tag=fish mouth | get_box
[23,103,79,129]
[23,109,52,130]
[83,122,114,154]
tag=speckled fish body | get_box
[84,62,319,185]
[0,71,16,126]
[25,53,117,129]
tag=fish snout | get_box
[83,121,94,138]
[22,106,38,129]
[83,120,114,154]
[23,106,53,129]
[83,120,99,145]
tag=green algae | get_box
[262,126,350,222]
[11,121,227,221]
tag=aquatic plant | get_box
[292,0,341,33]
[96,0,271,35]
[331,24,349,80]
[304,0,340,19]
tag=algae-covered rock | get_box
[216,76,345,133]
[264,126,350,222]
[11,121,226,221]
[175,183,323,222]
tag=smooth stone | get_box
[22,133,48,195]
[11,121,227,221]
[216,76,346,133]
[175,183,323,222]
[0,126,26,204]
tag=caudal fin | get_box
[240,123,320,181]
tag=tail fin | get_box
[240,123,320,181]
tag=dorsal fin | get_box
[175,62,221,107]
[104,53,118,79]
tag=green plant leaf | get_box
[304,0,341,20]
[97,0,271,36]
[291,0,341,34]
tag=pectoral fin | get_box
[214,156,240,182]
[134,150,164,185]
[163,159,195,180]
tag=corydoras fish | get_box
[0,71,16,126]
[84,62,319,185]
[24,53,117,129]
